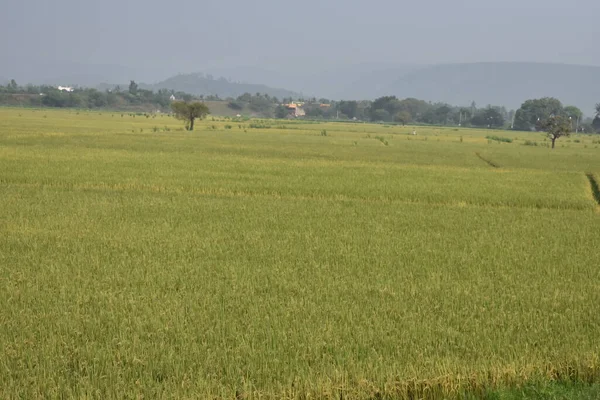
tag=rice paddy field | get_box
[1,108,600,399]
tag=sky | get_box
[1,0,599,83]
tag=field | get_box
[1,108,600,399]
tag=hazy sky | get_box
[1,0,599,81]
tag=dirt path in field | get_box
[586,172,600,208]
[475,152,500,168]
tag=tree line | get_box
[0,80,201,110]
[224,92,599,133]
[3,79,600,133]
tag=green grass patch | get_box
[486,135,513,143]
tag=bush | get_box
[486,135,513,143]
[374,136,389,146]
[523,140,538,146]
[249,123,271,129]
[227,101,244,111]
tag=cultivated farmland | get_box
[1,109,599,399]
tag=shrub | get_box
[486,135,513,143]
[249,123,271,129]
[374,136,389,146]
[227,101,244,111]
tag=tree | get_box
[171,101,210,131]
[593,104,600,132]
[536,115,571,149]
[237,93,252,103]
[456,107,474,126]
[397,98,431,121]
[421,103,453,125]
[513,97,563,131]
[371,109,390,122]
[337,101,358,119]
[593,117,600,133]
[369,96,401,121]
[563,105,583,131]
[248,95,273,115]
[227,101,244,111]
[563,105,582,121]
[275,105,288,119]
[394,111,412,125]
[471,107,505,128]
[128,80,138,96]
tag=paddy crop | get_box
[1,108,599,399]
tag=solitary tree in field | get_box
[171,101,210,131]
[536,115,571,149]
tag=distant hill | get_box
[142,73,299,100]
[203,63,422,100]
[386,62,600,114]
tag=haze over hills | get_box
[386,62,600,114]
[200,62,600,114]
[142,73,299,99]
[202,63,423,100]
[157,62,600,114]
[95,74,300,100]
[2,0,598,113]
[0,60,164,87]
[3,60,599,114]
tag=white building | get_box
[57,86,74,92]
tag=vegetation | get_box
[513,98,566,131]
[1,108,599,398]
[2,79,598,137]
[472,107,506,128]
[486,135,513,143]
[0,80,200,111]
[145,72,299,99]
[2,79,599,136]
[171,101,210,130]
[536,115,572,149]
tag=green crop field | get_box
[1,108,600,399]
